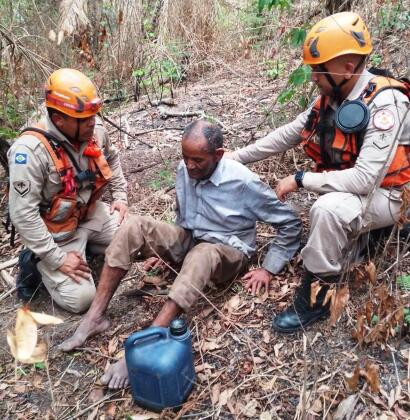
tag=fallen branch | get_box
[0,286,16,302]
[158,106,204,119]
[0,257,18,270]
[0,269,15,288]
[101,115,153,148]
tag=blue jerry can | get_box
[125,318,196,411]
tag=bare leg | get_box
[59,265,127,351]
[100,299,182,389]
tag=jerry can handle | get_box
[125,326,168,349]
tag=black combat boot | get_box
[16,249,42,301]
[272,271,336,333]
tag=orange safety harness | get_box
[20,124,112,242]
[300,76,410,188]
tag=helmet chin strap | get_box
[319,56,366,104]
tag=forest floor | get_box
[0,59,409,419]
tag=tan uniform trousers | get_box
[301,189,403,276]
[105,215,249,312]
[37,202,119,313]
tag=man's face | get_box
[310,59,346,97]
[54,113,96,142]
[181,136,222,180]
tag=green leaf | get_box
[278,88,295,104]
[289,65,311,86]
[34,362,46,370]
[397,275,410,291]
[289,27,307,48]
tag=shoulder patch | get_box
[15,153,28,164]
[13,180,31,197]
[373,109,395,131]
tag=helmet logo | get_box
[309,37,320,58]
[351,31,366,47]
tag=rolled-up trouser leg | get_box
[301,190,402,276]
[38,228,96,313]
[105,215,194,270]
[168,242,248,312]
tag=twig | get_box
[101,114,153,148]
[0,286,16,302]
[0,257,18,270]
[45,359,56,415]
[0,269,15,288]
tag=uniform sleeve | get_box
[245,177,302,274]
[8,139,66,269]
[230,108,310,164]
[95,120,128,203]
[303,89,410,194]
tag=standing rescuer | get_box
[227,12,410,332]
[8,68,128,313]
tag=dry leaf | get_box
[195,363,213,373]
[388,385,401,409]
[273,343,283,358]
[211,383,221,405]
[48,29,56,42]
[29,311,63,325]
[329,285,350,326]
[88,387,104,403]
[345,363,360,391]
[218,388,234,407]
[323,288,335,307]
[310,280,322,306]
[15,308,37,361]
[309,397,322,413]
[352,315,366,346]
[333,394,359,420]
[260,412,272,420]
[366,262,377,285]
[241,359,253,375]
[130,414,159,420]
[225,295,241,313]
[363,360,380,393]
[262,330,270,344]
[242,399,259,417]
[201,339,220,352]
[105,402,117,420]
[108,337,118,356]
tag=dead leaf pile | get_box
[345,360,380,393]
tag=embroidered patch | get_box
[15,153,28,164]
[373,109,395,131]
[13,180,30,197]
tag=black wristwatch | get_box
[295,171,305,188]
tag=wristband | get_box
[295,171,305,188]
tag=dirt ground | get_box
[0,60,409,419]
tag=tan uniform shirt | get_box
[230,70,410,195]
[8,114,128,270]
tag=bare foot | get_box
[101,357,129,389]
[59,316,111,352]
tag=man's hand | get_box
[110,200,128,225]
[275,174,298,202]
[143,257,167,272]
[59,251,91,283]
[242,268,272,295]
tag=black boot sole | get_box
[272,310,330,334]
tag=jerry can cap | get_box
[170,318,187,336]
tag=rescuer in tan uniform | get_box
[227,12,410,332]
[8,69,128,313]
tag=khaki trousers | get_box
[301,189,404,276]
[105,215,248,312]
[38,201,119,313]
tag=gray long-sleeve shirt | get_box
[8,114,128,270]
[230,70,410,196]
[175,158,302,274]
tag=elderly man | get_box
[60,119,302,389]
[8,69,128,313]
[227,12,410,332]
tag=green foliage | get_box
[287,27,307,48]
[265,59,285,79]
[34,362,46,370]
[397,275,410,292]
[277,65,311,105]
[258,0,293,13]
[370,54,382,67]
[404,308,410,325]
[378,1,410,32]
[149,168,175,191]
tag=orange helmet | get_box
[303,12,372,65]
[45,69,102,118]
